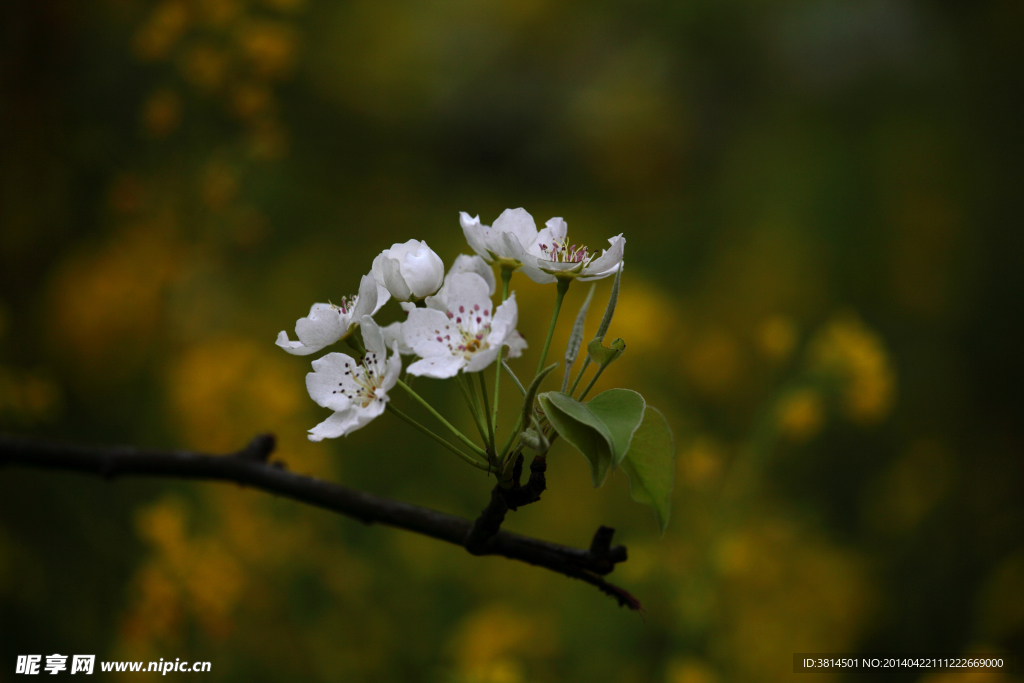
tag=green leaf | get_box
[620,406,676,532]
[521,363,559,439]
[538,391,615,486]
[587,338,625,366]
[586,389,646,466]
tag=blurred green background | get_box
[2,0,1022,681]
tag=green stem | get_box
[578,363,608,401]
[456,374,490,445]
[396,379,489,460]
[491,267,513,436]
[477,371,496,453]
[536,279,571,376]
[386,405,490,471]
[568,356,592,396]
[344,333,366,356]
[499,413,523,461]
[501,360,526,396]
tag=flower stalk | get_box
[491,266,514,435]
[536,278,571,376]
[396,379,489,460]
[386,405,491,471]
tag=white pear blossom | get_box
[459,208,536,269]
[425,254,495,310]
[461,208,624,283]
[422,254,528,359]
[276,273,390,356]
[305,316,402,441]
[371,239,445,301]
[520,217,625,284]
[403,273,521,378]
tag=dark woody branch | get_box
[0,433,639,610]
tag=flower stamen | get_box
[538,237,594,265]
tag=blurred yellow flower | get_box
[229,82,274,121]
[236,20,297,80]
[866,438,954,535]
[682,326,744,396]
[757,315,798,362]
[127,497,245,644]
[168,335,301,452]
[50,224,181,374]
[809,313,896,424]
[608,278,679,354]
[247,118,290,160]
[712,519,874,682]
[666,658,719,683]
[0,368,62,423]
[682,435,725,488]
[142,88,183,138]
[195,0,241,26]
[977,552,1024,642]
[777,388,824,443]
[451,604,555,683]
[133,0,190,61]
[259,0,305,11]
[200,158,239,210]
[182,43,230,91]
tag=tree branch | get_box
[0,433,639,610]
[464,453,549,554]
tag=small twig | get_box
[0,433,639,609]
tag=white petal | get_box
[351,273,381,321]
[425,254,496,311]
[528,217,568,258]
[444,273,492,319]
[464,345,502,373]
[403,308,453,358]
[504,330,528,358]
[488,292,518,342]
[518,264,558,284]
[276,330,307,354]
[384,238,425,261]
[359,315,386,363]
[371,252,387,289]
[373,282,392,313]
[448,254,495,295]
[537,259,584,273]
[306,352,359,411]
[277,303,349,356]
[379,254,413,301]
[424,292,447,311]
[581,234,625,280]
[382,322,414,355]
[308,400,386,441]
[459,212,484,230]
[382,343,403,390]
[400,242,445,299]
[486,229,529,264]
[460,214,492,261]
[492,208,538,249]
[545,217,568,241]
[407,355,465,379]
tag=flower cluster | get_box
[277,208,625,444]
